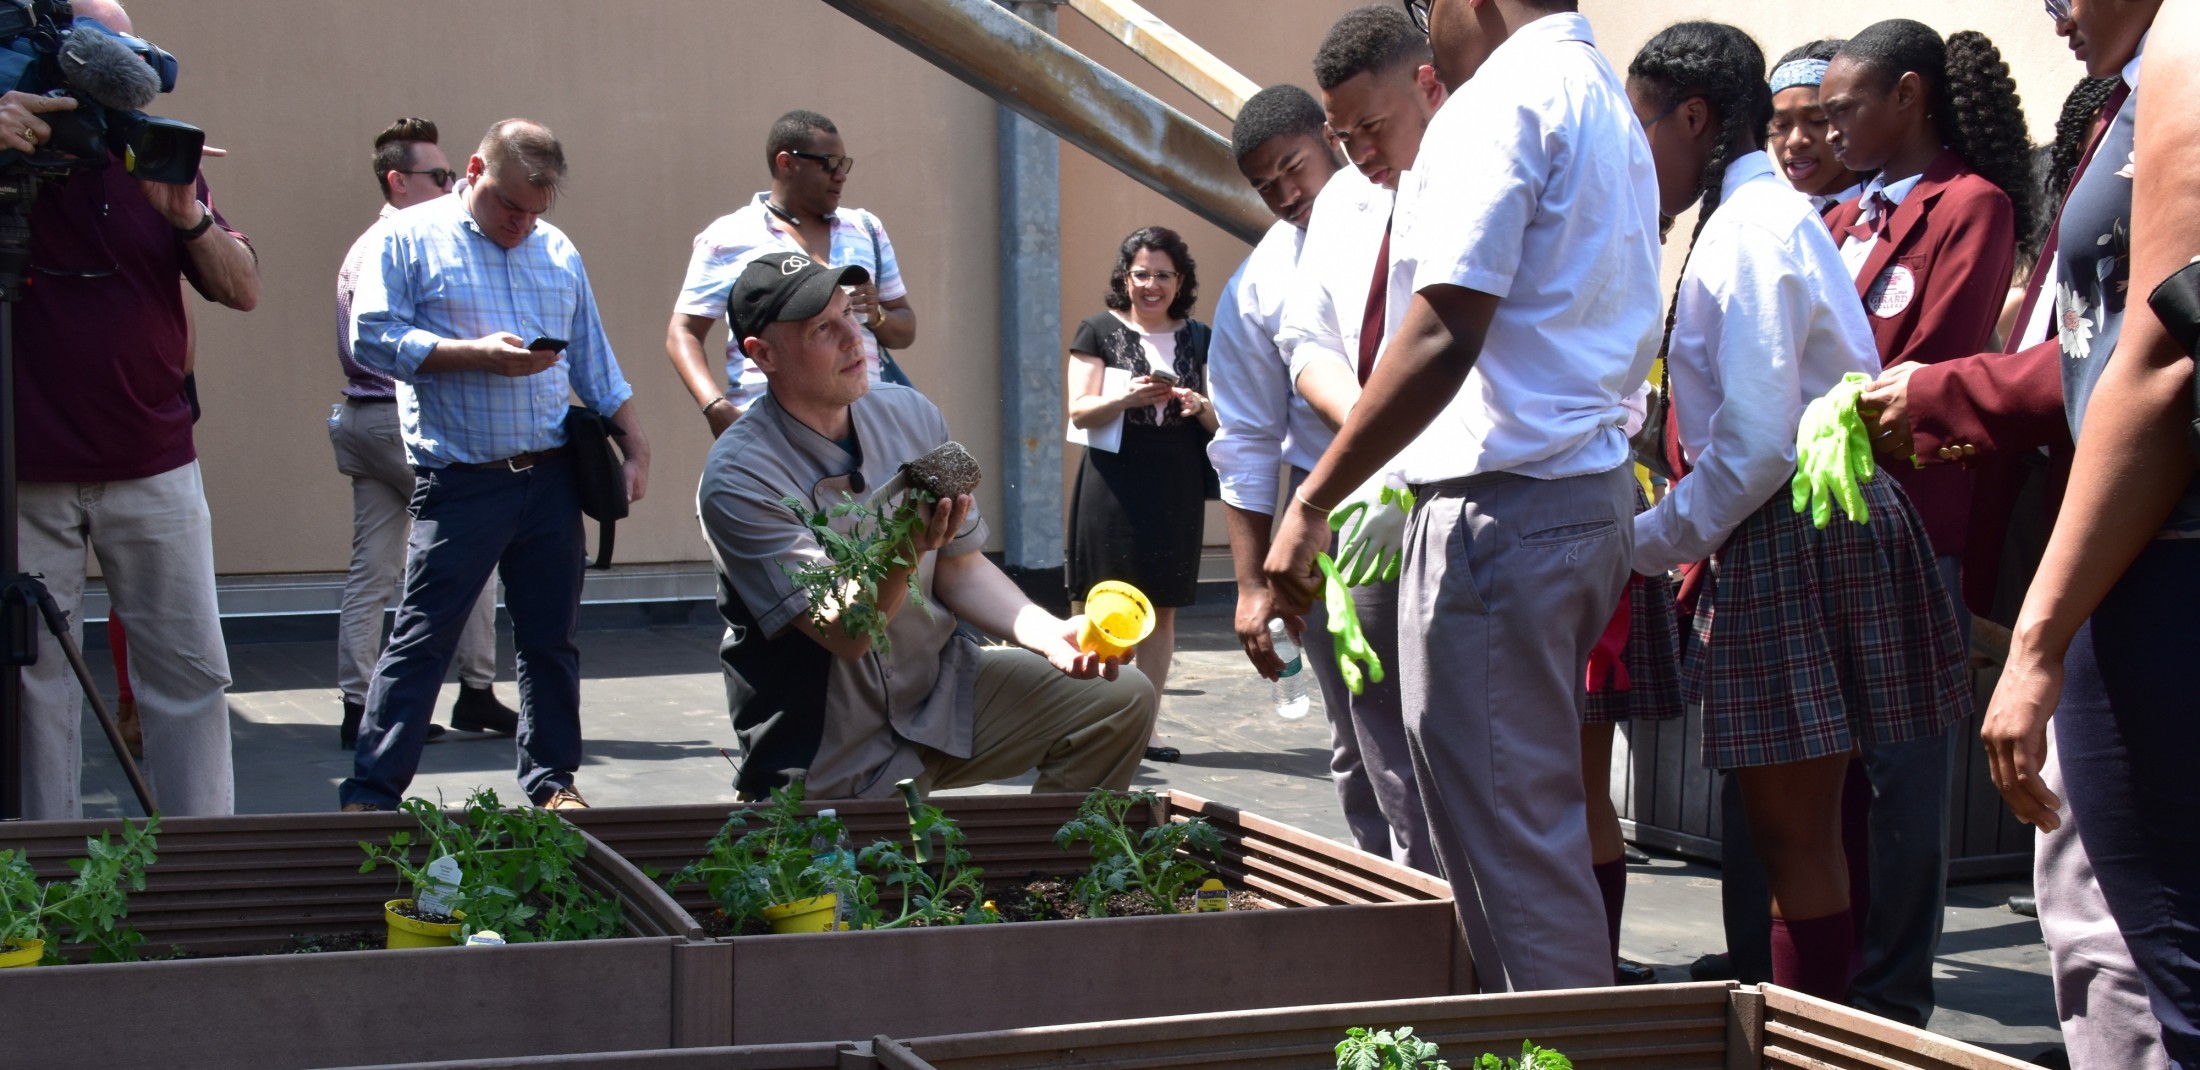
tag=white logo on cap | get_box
[782,255,811,275]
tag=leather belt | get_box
[445,447,566,472]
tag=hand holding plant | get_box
[781,490,966,655]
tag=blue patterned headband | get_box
[1770,58,1830,95]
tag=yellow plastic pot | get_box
[384,899,466,949]
[1078,581,1155,658]
[0,939,43,968]
[761,894,838,934]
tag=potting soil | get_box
[700,875,1265,936]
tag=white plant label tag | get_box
[417,855,463,916]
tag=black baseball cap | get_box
[727,251,871,343]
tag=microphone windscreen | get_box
[60,26,159,112]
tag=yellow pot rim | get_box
[384,898,466,937]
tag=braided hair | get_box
[2047,75,2121,208]
[1628,22,1773,365]
[1837,21,2038,253]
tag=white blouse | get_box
[1632,151,1883,574]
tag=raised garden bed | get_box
[0,810,712,1070]
[569,791,1465,1045]
[868,982,2035,1070]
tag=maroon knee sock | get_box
[1592,858,1628,962]
[1770,912,1855,1002]
[1842,759,1872,977]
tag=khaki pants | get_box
[918,645,1156,793]
[19,462,234,819]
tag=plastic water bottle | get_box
[816,808,856,932]
[1267,619,1311,720]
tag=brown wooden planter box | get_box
[324,1042,863,1070]
[570,791,1465,1046]
[0,811,710,1070]
[868,982,2034,1070]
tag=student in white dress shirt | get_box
[1208,82,1435,872]
[1623,21,1968,1003]
[1266,0,1661,993]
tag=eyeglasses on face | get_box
[2044,0,2071,21]
[399,169,458,190]
[1128,270,1180,285]
[788,150,856,178]
[1403,0,1431,35]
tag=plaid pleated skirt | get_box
[1583,569,1685,724]
[1686,474,1969,769]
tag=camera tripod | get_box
[0,172,157,820]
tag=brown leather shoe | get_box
[341,803,388,813]
[537,787,590,811]
[116,697,144,759]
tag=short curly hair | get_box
[1313,5,1429,91]
[1232,84,1328,163]
[1104,227,1198,322]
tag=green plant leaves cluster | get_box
[779,491,936,655]
[0,817,160,965]
[358,789,624,943]
[1053,788,1223,917]
[1336,1032,1572,1070]
[667,781,996,932]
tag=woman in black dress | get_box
[1067,227,1218,762]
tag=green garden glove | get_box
[1329,471,1415,588]
[1315,552,1384,695]
[1790,371,1876,529]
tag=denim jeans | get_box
[339,458,585,809]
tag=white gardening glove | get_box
[1327,468,1414,589]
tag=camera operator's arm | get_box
[146,178,257,311]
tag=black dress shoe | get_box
[2008,894,2039,918]
[1144,745,1181,763]
[1687,951,1735,982]
[340,699,364,750]
[450,684,519,735]
[1616,959,1658,985]
[342,699,445,748]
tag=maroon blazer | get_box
[1824,150,2016,559]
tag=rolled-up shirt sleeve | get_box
[1206,259,1289,516]
[352,228,444,383]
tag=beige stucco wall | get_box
[141,1,2083,578]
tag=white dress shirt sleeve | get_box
[1206,255,1289,516]
[1633,220,1814,574]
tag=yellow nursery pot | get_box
[0,939,44,968]
[761,895,839,934]
[1078,581,1155,659]
[384,899,466,949]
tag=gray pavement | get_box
[71,598,2058,1057]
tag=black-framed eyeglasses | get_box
[1403,0,1431,35]
[788,150,856,178]
[400,168,458,190]
[2043,0,2071,21]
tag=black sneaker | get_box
[342,700,444,749]
[2008,894,2039,918]
[1687,951,1736,982]
[450,684,519,735]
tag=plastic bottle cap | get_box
[465,930,506,946]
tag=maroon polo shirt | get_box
[14,165,245,483]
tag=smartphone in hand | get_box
[1145,367,1179,387]
[526,336,570,354]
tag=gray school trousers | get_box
[1401,464,1633,992]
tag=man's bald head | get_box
[74,0,131,32]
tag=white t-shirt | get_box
[1385,12,1663,484]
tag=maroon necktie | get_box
[2009,81,2132,351]
[1845,192,1897,245]
[1357,215,1393,386]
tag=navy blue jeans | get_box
[339,458,586,810]
[2057,540,2200,1068]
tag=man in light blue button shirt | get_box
[342,118,652,811]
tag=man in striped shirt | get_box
[341,119,651,812]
